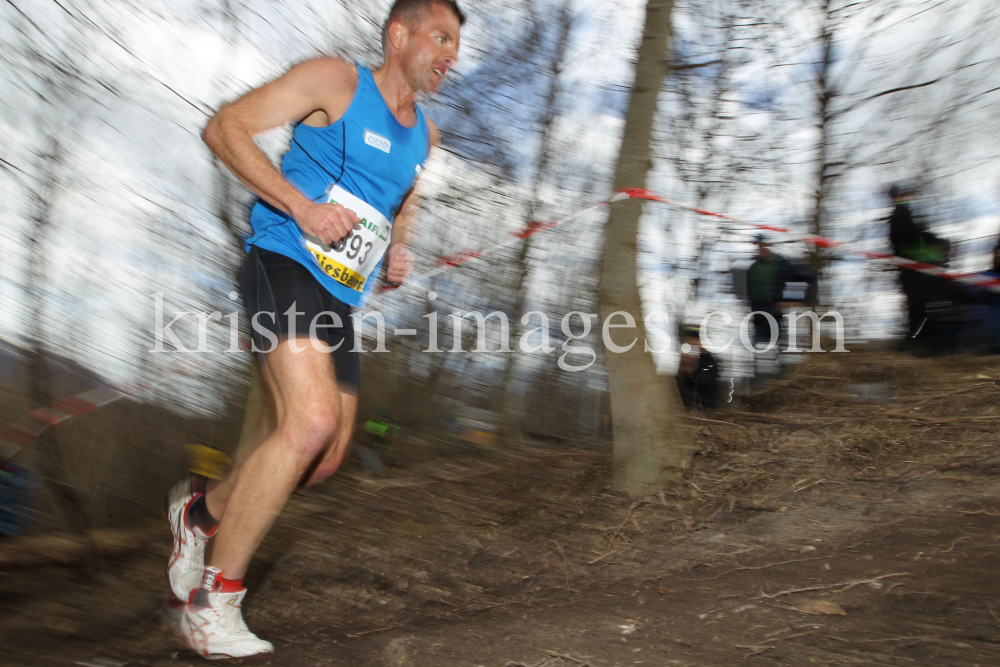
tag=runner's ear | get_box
[387,18,408,52]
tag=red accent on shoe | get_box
[216,575,245,593]
[200,565,244,594]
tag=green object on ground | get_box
[364,419,398,454]
[364,420,399,438]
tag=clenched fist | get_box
[386,244,414,284]
[294,201,361,245]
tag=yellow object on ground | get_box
[462,428,498,447]
[185,444,232,480]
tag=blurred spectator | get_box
[977,243,1000,353]
[886,183,954,352]
[746,234,808,349]
[676,326,721,409]
[0,460,40,537]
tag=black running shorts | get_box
[241,246,360,389]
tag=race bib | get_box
[303,184,392,293]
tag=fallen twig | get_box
[506,659,549,667]
[692,417,751,431]
[726,412,853,426]
[532,648,591,666]
[756,573,909,599]
[853,635,938,643]
[794,479,845,493]
[769,630,820,642]
[691,557,826,581]
[344,623,407,638]
[930,453,1000,474]
[960,508,1000,517]
[614,502,638,539]
[934,537,971,554]
[586,533,620,565]
[735,644,774,659]
[764,626,793,639]
[551,540,574,593]
[466,599,526,613]
[790,419,859,433]
[901,415,1000,425]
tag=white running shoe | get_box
[180,588,274,660]
[167,479,216,601]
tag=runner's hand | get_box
[295,202,361,244]
[386,244,414,283]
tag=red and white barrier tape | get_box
[0,346,248,461]
[0,382,149,460]
[621,188,1000,294]
[4,186,996,459]
[376,200,612,294]
[378,187,1000,296]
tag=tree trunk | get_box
[807,0,835,308]
[599,0,692,497]
[25,139,98,560]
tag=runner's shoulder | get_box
[287,57,359,96]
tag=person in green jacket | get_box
[887,183,949,346]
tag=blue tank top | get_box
[246,63,430,307]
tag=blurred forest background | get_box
[2,0,1000,529]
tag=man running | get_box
[165,0,464,658]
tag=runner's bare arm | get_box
[202,58,360,244]
[385,121,440,283]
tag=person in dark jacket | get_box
[887,183,950,349]
[746,234,807,349]
[985,244,1000,352]
[676,326,721,408]
[969,242,1000,353]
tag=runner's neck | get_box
[372,65,419,128]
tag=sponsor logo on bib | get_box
[304,184,393,294]
[364,130,391,154]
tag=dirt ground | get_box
[3,348,1000,667]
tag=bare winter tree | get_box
[746,0,999,293]
[1,0,131,540]
[656,0,790,308]
[600,0,693,496]
[496,0,575,435]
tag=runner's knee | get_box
[283,405,340,465]
[303,400,355,484]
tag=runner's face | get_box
[399,3,461,94]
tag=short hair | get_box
[381,0,466,54]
